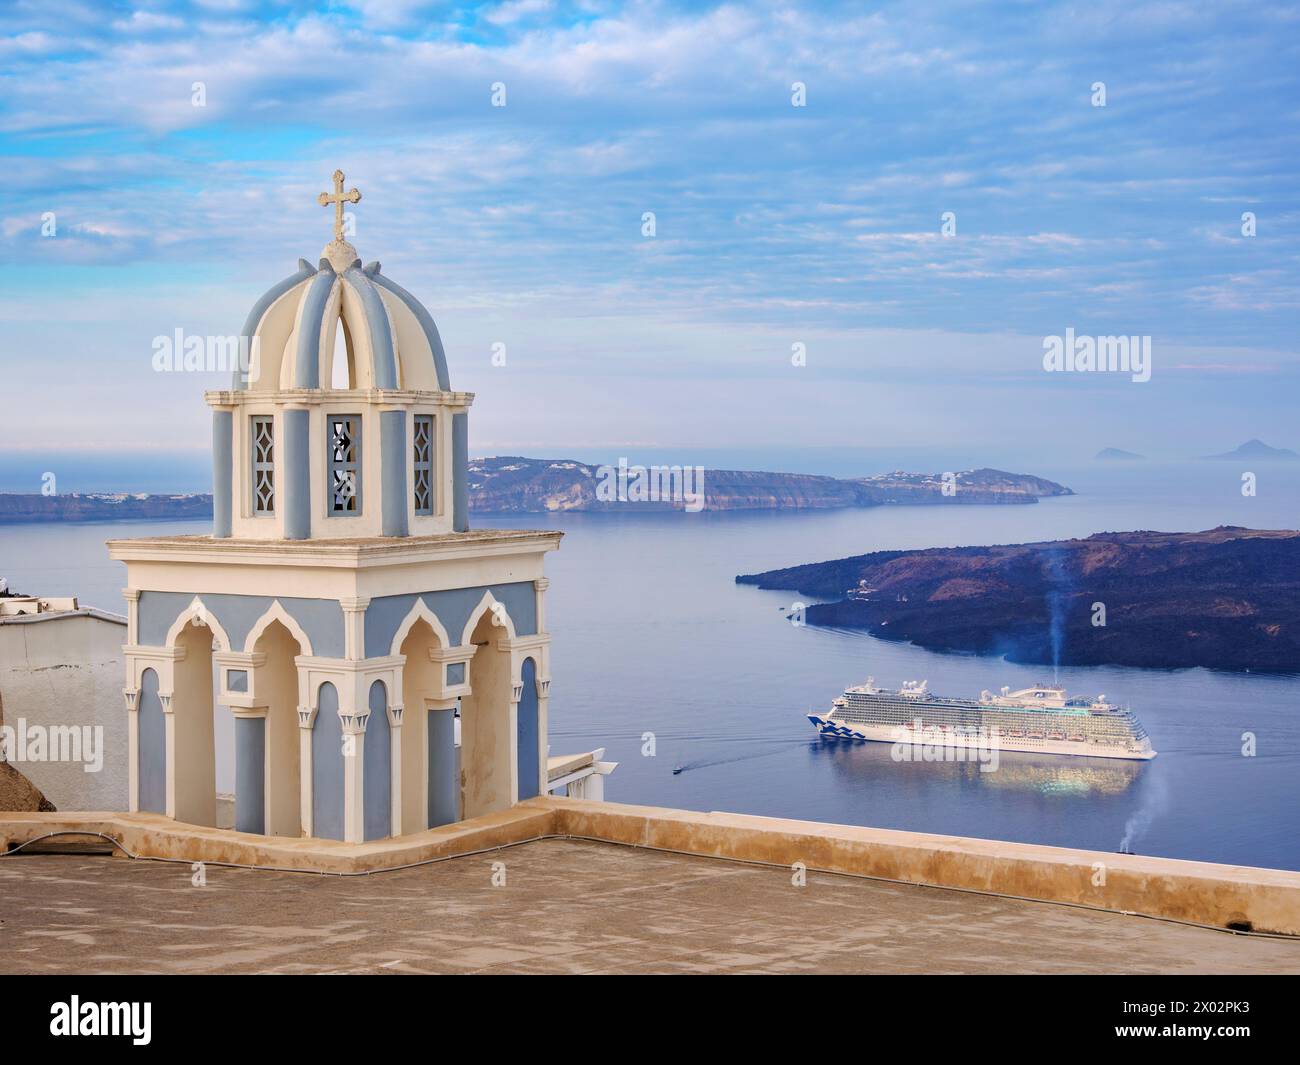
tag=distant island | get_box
[737,527,1300,672]
[0,460,1073,522]
[466,457,1072,512]
[0,492,211,524]
[1201,439,1299,461]
[1096,447,1145,461]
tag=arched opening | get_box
[461,608,515,819]
[172,621,219,827]
[137,668,166,814]
[311,682,344,840]
[518,657,540,800]
[398,618,445,829]
[251,619,305,837]
[330,316,354,389]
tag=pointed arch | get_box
[244,599,315,656]
[460,589,517,647]
[389,596,452,658]
[164,596,232,652]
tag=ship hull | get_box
[807,714,1156,761]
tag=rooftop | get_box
[3,839,1298,974]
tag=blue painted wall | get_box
[379,409,409,537]
[428,707,458,828]
[364,680,391,840]
[212,410,233,538]
[138,668,166,814]
[137,592,344,659]
[452,412,469,532]
[363,583,537,658]
[311,682,345,841]
[518,657,540,800]
[234,717,266,834]
[283,408,312,540]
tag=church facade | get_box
[108,173,558,843]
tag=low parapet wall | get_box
[4,798,1299,935]
[0,807,554,875]
[540,798,1300,936]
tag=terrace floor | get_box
[3,838,1299,974]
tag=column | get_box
[282,406,311,540]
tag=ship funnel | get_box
[1001,686,1010,696]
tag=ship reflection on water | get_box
[813,739,1146,797]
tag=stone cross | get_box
[318,169,361,243]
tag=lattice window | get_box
[327,414,361,515]
[413,414,434,515]
[251,416,275,515]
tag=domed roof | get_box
[233,243,451,393]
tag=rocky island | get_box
[737,527,1300,672]
[0,461,1072,521]
[0,492,212,524]
[465,457,1072,512]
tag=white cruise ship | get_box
[808,678,1156,761]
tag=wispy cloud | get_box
[1,0,1298,454]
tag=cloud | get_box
[0,0,1297,453]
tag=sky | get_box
[1,0,1298,483]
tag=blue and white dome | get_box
[234,242,451,393]
[209,226,471,542]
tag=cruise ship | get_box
[807,678,1156,761]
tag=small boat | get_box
[672,766,684,775]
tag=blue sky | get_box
[1,0,1298,472]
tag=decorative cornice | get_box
[497,632,550,653]
[107,529,562,569]
[428,644,477,665]
[123,644,188,662]
[204,388,475,408]
[214,651,267,668]
[230,706,269,720]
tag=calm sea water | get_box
[3,460,1298,870]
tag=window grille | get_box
[328,414,361,514]
[413,415,434,515]
[251,416,274,515]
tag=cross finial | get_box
[317,169,361,243]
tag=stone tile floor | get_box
[2,838,1298,974]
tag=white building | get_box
[0,598,128,811]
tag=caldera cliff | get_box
[737,527,1300,672]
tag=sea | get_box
[3,455,1298,870]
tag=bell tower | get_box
[109,173,558,843]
